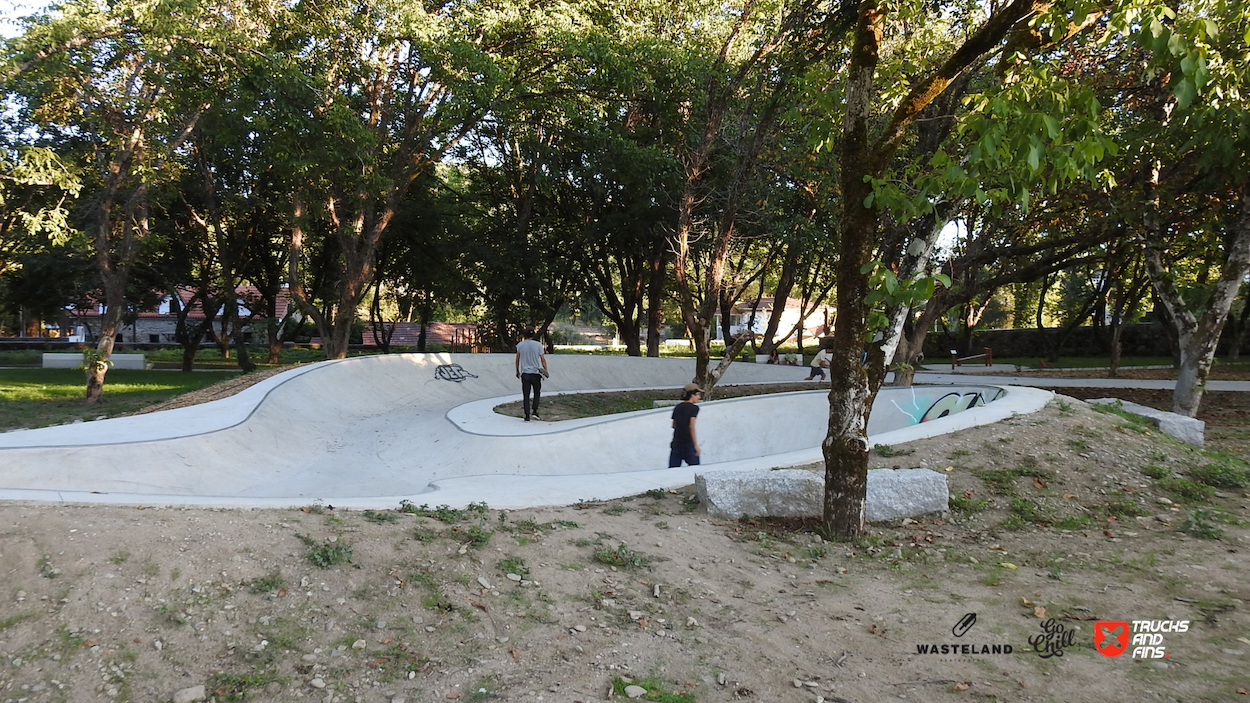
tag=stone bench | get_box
[695,467,948,521]
[42,353,148,370]
[1085,398,1205,446]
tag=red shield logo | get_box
[1094,621,1129,658]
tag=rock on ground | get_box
[695,467,947,520]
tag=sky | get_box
[1,0,48,39]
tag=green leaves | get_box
[860,260,950,333]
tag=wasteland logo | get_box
[915,614,1013,656]
[1094,621,1129,658]
[1028,618,1075,658]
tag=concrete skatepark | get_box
[0,353,1056,509]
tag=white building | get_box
[710,297,835,344]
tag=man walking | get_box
[668,383,702,467]
[515,330,549,421]
[804,344,829,381]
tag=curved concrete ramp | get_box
[0,354,1051,508]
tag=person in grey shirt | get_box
[514,330,549,421]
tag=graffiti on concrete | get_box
[891,388,1005,425]
[435,364,478,382]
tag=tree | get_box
[669,0,842,395]
[1118,2,1250,416]
[4,0,268,402]
[273,0,577,359]
[820,0,1108,539]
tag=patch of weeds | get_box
[1055,399,1076,416]
[593,543,653,570]
[873,443,914,457]
[1100,493,1147,517]
[0,612,38,631]
[656,520,670,530]
[170,567,182,580]
[1001,513,1028,531]
[805,544,829,560]
[207,672,287,702]
[973,469,1020,495]
[681,494,700,512]
[1091,401,1153,429]
[1066,439,1090,452]
[609,677,695,703]
[248,571,285,594]
[1154,477,1215,503]
[108,550,130,565]
[496,557,529,576]
[37,555,59,579]
[398,501,489,523]
[573,538,597,547]
[604,503,629,516]
[459,524,494,548]
[1054,515,1093,530]
[511,517,542,534]
[1187,453,1250,488]
[362,510,400,524]
[55,625,85,654]
[468,674,499,701]
[296,534,354,568]
[947,449,972,459]
[412,526,440,543]
[949,493,988,513]
[643,488,667,500]
[142,561,160,578]
[974,462,1053,495]
[302,501,326,514]
[1180,509,1224,540]
[1008,498,1052,526]
[1142,465,1173,479]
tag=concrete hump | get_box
[1085,398,1205,447]
[695,468,948,521]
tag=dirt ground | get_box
[2,385,1248,703]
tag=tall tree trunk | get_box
[1225,288,1249,361]
[891,291,947,386]
[757,246,800,358]
[820,0,883,540]
[1144,187,1250,417]
[821,0,1049,539]
[645,245,667,357]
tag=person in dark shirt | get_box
[669,383,702,467]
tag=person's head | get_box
[523,329,538,340]
[681,382,703,401]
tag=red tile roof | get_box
[361,322,478,347]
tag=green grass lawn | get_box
[0,368,239,432]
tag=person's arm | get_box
[540,353,548,374]
[690,416,700,455]
[515,350,521,378]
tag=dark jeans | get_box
[668,444,700,468]
[521,373,543,418]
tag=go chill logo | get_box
[1095,620,1189,659]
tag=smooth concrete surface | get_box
[0,354,1048,509]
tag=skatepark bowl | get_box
[0,354,1052,509]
